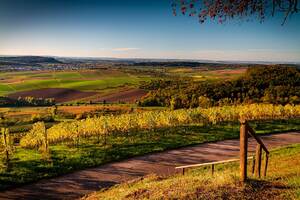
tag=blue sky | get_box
[0,0,300,62]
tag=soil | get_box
[8,88,98,103]
[89,88,147,103]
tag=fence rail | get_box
[175,120,269,182]
[176,156,254,175]
[246,124,269,154]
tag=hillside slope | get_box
[85,144,300,200]
[140,65,300,108]
[0,56,62,64]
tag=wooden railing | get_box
[240,120,269,182]
[175,156,254,175]
[175,120,269,183]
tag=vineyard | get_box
[1,103,300,189]
[1,0,300,197]
[19,103,300,148]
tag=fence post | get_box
[263,153,269,177]
[255,144,262,178]
[211,164,215,176]
[240,120,248,183]
[252,157,255,175]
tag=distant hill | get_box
[55,56,300,66]
[0,56,62,65]
[140,65,300,108]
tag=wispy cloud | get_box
[112,47,140,52]
[247,49,274,52]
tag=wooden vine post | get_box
[239,120,248,183]
[2,129,10,163]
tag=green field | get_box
[0,69,152,96]
[0,67,248,96]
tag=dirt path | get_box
[0,132,299,200]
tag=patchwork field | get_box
[167,67,247,81]
[0,66,249,104]
[8,88,97,103]
[0,69,152,103]
[86,88,148,103]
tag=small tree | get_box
[71,122,81,146]
[40,123,50,160]
[1,128,14,170]
[31,114,42,123]
[102,119,109,145]
[95,117,109,145]
[218,97,232,106]
[30,122,50,160]
[0,113,4,120]
[170,97,181,110]
[50,106,58,118]
[198,96,212,108]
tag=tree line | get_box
[139,66,300,109]
[0,96,55,107]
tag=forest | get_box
[139,65,300,108]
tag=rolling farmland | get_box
[0,69,151,103]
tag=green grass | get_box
[52,72,84,79]
[0,67,244,97]
[6,77,140,92]
[59,77,140,91]
[84,144,300,200]
[0,69,150,96]
[0,84,15,95]
[0,119,299,190]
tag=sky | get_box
[0,0,300,62]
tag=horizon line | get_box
[0,54,300,65]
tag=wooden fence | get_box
[175,120,269,183]
[240,120,269,182]
[175,156,254,175]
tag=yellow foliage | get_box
[20,104,300,148]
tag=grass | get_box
[84,144,300,200]
[0,119,299,190]
[0,66,246,96]
[166,67,246,81]
[0,69,150,96]
[0,84,15,96]
[7,77,140,92]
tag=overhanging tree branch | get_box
[172,0,299,25]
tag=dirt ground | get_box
[8,87,147,103]
[8,88,98,103]
[94,88,147,103]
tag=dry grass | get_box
[211,68,248,75]
[1,107,49,117]
[0,105,133,118]
[84,144,300,200]
[58,105,132,115]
